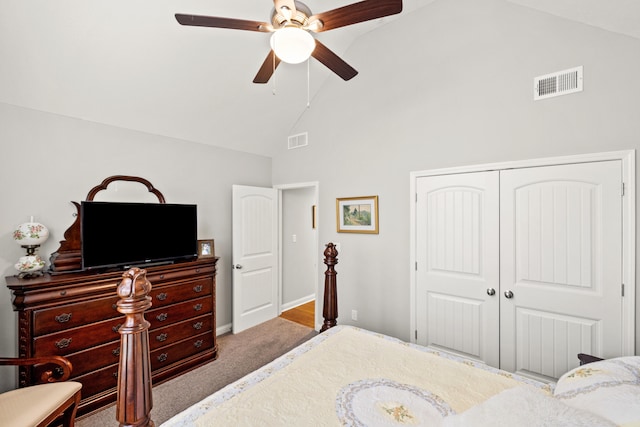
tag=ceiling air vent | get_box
[288,132,308,150]
[534,66,583,100]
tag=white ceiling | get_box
[507,0,640,40]
[1,1,638,157]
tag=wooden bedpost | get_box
[116,268,154,427]
[321,243,338,332]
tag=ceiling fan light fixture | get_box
[270,27,315,64]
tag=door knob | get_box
[504,290,514,299]
[233,264,243,269]
[486,288,496,296]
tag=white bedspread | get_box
[162,326,550,426]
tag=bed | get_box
[116,244,640,427]
[158,324,639,426]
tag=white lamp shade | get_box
[13,221,49,246]
[270,27,316,64]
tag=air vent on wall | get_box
[534,66,583,100]
[288,132,308,150]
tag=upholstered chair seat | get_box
[0,355,82,427]
[0,381,82,426]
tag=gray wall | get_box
[272,0,640,348]
[0,103,271,392]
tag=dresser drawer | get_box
[149,278,211,308]
[149,314,212,351]
[151,331,214,371]
[147,296,212,330]
[74,363,119,400]
[33,317,123,356]
[146,265,214,285]
[33,295,120,335]
[64,340,121,378]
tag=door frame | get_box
[274,181,320,329]
[409,150,635,356]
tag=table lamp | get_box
[13,216,49,277]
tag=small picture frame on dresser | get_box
[198,239,216,259]
[197,239,215,258]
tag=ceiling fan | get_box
[175,0,403,84]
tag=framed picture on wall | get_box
[336,196,379,234]
[312,205,317,229]
[197,239,215,258]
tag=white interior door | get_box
[416,171,500,367]
[232,185,278,334]
[500,160,623,380]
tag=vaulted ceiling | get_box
[1,1,638,157]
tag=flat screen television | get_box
[81,201,198,270]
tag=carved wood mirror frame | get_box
[50,175,166,273]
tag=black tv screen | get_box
[81,201,198,270]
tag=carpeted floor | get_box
[77,317,317,426]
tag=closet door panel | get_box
[516,309,599,379]
[416,171,500,367]
[500,160,622,380]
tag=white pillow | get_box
[554,356,640,425]
[442,386,614,427]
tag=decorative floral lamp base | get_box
[15,253,47,278]
[13,218,49,278]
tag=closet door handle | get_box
[504,290,514,299]
[486,288,496,296]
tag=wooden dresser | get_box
[5,257,218,416]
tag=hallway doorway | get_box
[277,182,319,330]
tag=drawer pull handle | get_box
[156,333,168,342]
[157,353,168,362]
[156,293,168,301]
[112,372,118,379]
[55,313,72,323]
[156,313,168,322]
[55,338,72,349]
[112,348,120,356]
[112,303,118,310]
[193,304,203,311]
[193,322,204,330]
[160,275,165,280]
[194,340,204,348]
[195,268,201,273]
[193,285,203,293]
[112,324,122,333]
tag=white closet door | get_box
[416,171,500,367]
[500,160,622,380]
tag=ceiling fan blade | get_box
[311,41,358,81]
[253,50,282,84]
[310,0,402,32]
[175,14,272,32]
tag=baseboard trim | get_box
[216,323,232,336]
[280,294,315,312]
